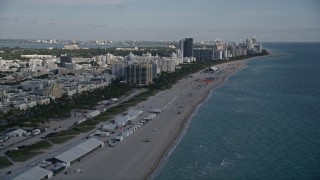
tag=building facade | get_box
[111,62,125,79]
[180,38,194,57]
[126,64,153,85]
[42,83,63,98]
[193,48,214,60]
[60,54,73,66]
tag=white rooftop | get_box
[127,109,143,118]
[55,138,103,164]
[115,115,131,126]
[12,166,53,180]
[102,123,117,130]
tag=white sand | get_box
[53,59,254,180]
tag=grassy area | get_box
[49,135,76,144]
[47,129,79,144]
[73,126,96,133]
[0,156,13,169]
[5,140,52,162]
[53,129,80,136]
[68,90,155,129]
[48,125,95,144]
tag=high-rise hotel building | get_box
[126,63,153,86]
[180,38,194,58]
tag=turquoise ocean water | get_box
[154,43,320,180]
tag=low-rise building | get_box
[42,83,63,99]
[7,129,27,137]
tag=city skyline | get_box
[0,0,320,42]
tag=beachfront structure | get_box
[54,138,104,167]
[91,130,109,137]
[127,109,143,119]
[116,135,124,142]
[11,166,53,180]
[209,66,219,72]
[180,38,194,58]
[115,115,131,127]
[101,123,117,132]
[149,108,162,114]
[125,63,153,85]
[144,114,156,120]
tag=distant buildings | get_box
[0,36,265,113]
[246,38,253,50]
[21,54,55,59]
[63,44,80,50]
[193,48,214,61]
[42,83,63,99]
[112,62,125,79]
[191,36,263,61]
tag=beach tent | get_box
[115,115,131,127]
[144,114,156,120]
[91,130,109,137]
[127,109,143,119]
[101,124,117,132]
[150,109,162,114]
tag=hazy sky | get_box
[0,0,319,42]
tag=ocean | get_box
[154,43,320,180]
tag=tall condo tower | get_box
[180,38,194,57]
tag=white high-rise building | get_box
[252,37,257,44]
[218,50,223,60]
[112,62,125,79]
[29,59,43,67]
[177,49,183,64]
[106,53,114,60]
[246,38,253,50]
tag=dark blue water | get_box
[154,43,320,180]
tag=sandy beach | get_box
[52,58,259,180]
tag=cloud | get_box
[85,23,108,28]
[139,12,207,17]
[234,10,284,16]
[0,17,10,22]
[11,0,136,6]
[0,16,19,22]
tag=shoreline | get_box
[52,55,270,180]
[146,57,252,180]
